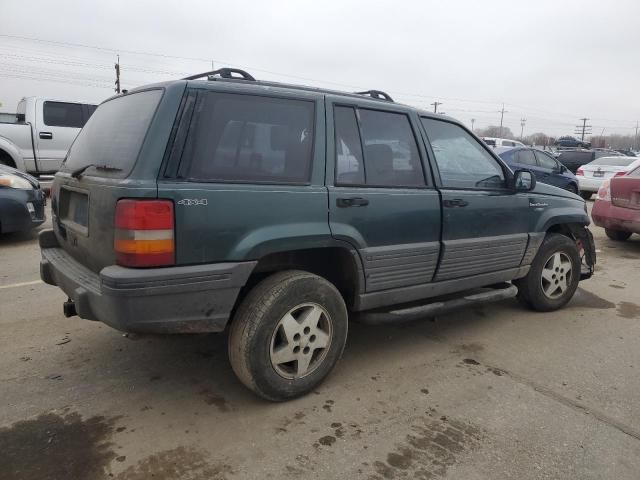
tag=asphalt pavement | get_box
[1,204,639,480]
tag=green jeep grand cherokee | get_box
[40,68,595,401]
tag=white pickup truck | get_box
[0,97,97,176]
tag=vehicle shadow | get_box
[0,227,41,246]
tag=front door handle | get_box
[39,132,53,140]
[336,197,369,208]
[443,198,469,208]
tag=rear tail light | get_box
[114,199,174,267]
[614,171,627,177]
[576,169,584,176]
[597,179,611,202]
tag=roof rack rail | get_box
[183,68,256,81]
[354,90,394,102]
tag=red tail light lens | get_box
[597,179,611,202]
[576,169,584,176]
[614,171,627,177]
[114,199,174,267]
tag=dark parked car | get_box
[39,68,596,401]
[0,164,46,233]
[557,149,621,173]
[555,136,590,149]
[497,147,579,194]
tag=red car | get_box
[592,166,640,241]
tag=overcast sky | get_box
[2,0,639,137]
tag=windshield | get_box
[62,89,163,176]
[590,157,636,167]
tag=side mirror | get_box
[513,169,536,192]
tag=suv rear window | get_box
[184,92,314,184]
[63,90,163,176]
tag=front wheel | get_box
[579,190,592,200]
[565,183,578,195]
[605,229,632,241]
[228,270,348,401]
[515,233,580,312]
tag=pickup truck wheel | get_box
[605,229,631,241]
[579,190,592,200]
[228,270,348,401]
[515,233,580,312]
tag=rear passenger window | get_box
[334,106,425,187]
[43,101,85,128]
[535,151,558,169]
[186,93,314,184]
[421,118,506,189]
[515,149,537,166]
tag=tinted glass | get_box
[590,157,635,166]
[421,118,505,189]
[63,90,163,175]
[86,104,98,118]
[334,107,365,185]
[186,93,314,184]
[535,151,558,169]
[358,109,424,187]
[515,149,537,166]
[43,101,85,128]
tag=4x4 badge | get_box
[177,198,208,206]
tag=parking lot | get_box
[1,204,639,480]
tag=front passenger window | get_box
[421,118,506,189]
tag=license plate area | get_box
[58,187,89,236]
[593,171,604,177]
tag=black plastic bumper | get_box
[39,229,256,333]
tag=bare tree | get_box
[476,125,515,139]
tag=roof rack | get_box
[354,90,394,102]
[183,68,256,81]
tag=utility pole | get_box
[114,55,121,94]
[520,118,527,140]
[635,121,639,151]
[574,117,592,142]
[498,103,508,138]
[431,101,442,114]
[471,118,476,132]
[211,60,215,71]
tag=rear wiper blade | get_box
[70,164,122,178]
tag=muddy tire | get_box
[228,270,348,401]
[605,229,631,242]
[515,233,580,312]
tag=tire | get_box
[514,233,580,312]
[565,183,578,195]
[579,190,592,200]
[605,229,632,241]
[228,270,348,401]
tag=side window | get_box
[334,107,425,187]
[185,93,314,184]
[535,151,559,169]
[514,149,537,166]
[334,107,365,185]
[421,118,506,189]
[85,104,98,120]
[43,101,85,128]
[629,166,640,178]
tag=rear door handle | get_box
[336,197,369,208]
[443,198,469,208]
[39,132,53,139]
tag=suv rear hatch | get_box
[51,87,174,273]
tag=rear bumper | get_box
[592,200,640,233]
[39,229,256,333]
[578,177,605,192]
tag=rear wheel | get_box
[605,229,632,241]
[579,190,592,200]
[228,270,348,401]
[515,233,580,312]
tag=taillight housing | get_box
[597,179,611,202]
[576,168,584,176]
[614,171,627,177]
[114,199,175,267]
